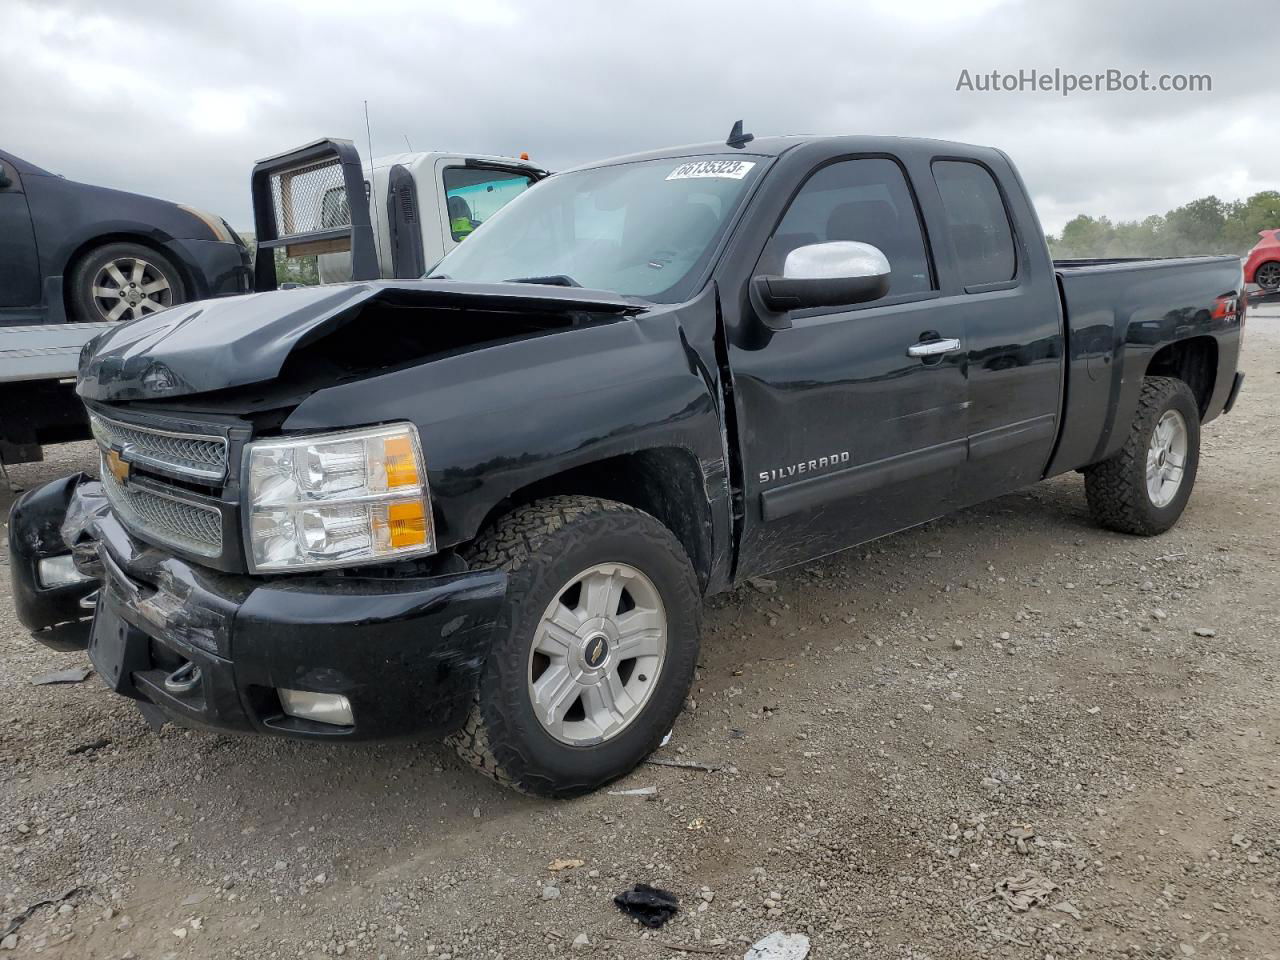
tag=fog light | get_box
[278,689,353,727]
[37,555,93,589]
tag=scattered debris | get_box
[745,931,811,960]
[548,858,585,871]
[1,887,81,940]
[571,932,591,950]
[1052,900,1083,921]
[644,757,721,773]
[748,577,778,594]
[608,786,658,797]
[1004,824,1036,854]
[541,886,562,901]
[613,884,679,929]
[973,871,1061,912]
[30,666,91,686]
[67,737,112,756]
[1193,627,1217,637]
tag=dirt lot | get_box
[2,307,1278,960]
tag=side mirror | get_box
[751,241,891,330]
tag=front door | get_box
[0,158,41,309]
[727,157,969,579]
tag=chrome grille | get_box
[91,413,227,482]
[100,458,223,558]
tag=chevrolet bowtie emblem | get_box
[106,448,131,485]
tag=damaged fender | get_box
[7,473,98,635]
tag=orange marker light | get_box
[383,435,420,488]
[383,501,428,548]
[519,151,530,161]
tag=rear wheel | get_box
[1256,260,1280,291]
[68,242,186,324]
[448,496,701,797]
[1084,376,1200,535]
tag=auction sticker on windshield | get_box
[666,159,756,180]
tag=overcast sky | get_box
[2,0,1272,235]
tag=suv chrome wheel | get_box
[528,562,667,746]
[91,257,174,322]
[1146,408,1188,508]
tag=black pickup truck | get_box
[8,132,1246,797]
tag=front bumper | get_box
[8,476,505,740]
[165,237,252,298]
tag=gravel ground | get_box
[2,307,1278,960]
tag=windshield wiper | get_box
[502,274,582,288]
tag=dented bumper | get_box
[8,476,506,740]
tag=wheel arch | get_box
[470,447,716,594]
[1145,335,1218,418]
[62,232,195,308]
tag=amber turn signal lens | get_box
[383,435,420,489]
[379,500,428,549]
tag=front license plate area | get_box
[88,602,149,695]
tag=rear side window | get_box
[442,167,534,242]
[931,160,1017,287]
[764,158,933,296]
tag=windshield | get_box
[430,155,765,301]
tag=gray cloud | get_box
[2,0,1272,234]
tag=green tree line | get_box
[239,234,321,286]
[1046,191,1280,259]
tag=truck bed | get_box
[1046,254,1244,477]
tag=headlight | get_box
[245,423,435,572]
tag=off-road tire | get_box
[446,496,701,798]
[1084,376,1200,535]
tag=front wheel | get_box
[1084,376,1201,535]
[67,242,186,324]
[447,496,701,797]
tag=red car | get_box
[1245,229,1280,290]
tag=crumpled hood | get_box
[77,280,643,402]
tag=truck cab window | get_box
[931,160,1017,286]
[442,167,534,241]
[763,158,933,296]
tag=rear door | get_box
[0,156,41,309]
[929,157,1063,503]
[727,155,969,578]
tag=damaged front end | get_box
[8,473,99,645]
[8,474,507,739]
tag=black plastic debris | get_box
[613,883,679,928]
[30,666,91,686]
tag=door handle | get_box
[907,337,962,358]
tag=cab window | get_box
[762,158,934,296]
[442,167,534,242]
[931,160,1017,287]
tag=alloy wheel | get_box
[527,562,667,746]
[91,257,174,322]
